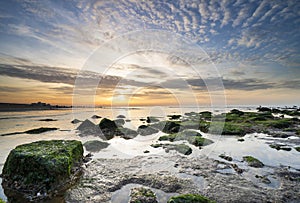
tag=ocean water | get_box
[0,106,299,201]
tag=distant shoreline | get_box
[0,102,72,112]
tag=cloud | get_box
[187,77,274,91]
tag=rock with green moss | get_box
[159,130,213,147]
[129,187,158,203]
[243,156,264,168]
[151,143,192,155]
[0,198,5,203]
[294,146,300,152]
[167,194,215,203]
[2,140,83,201]
[269,144,291,151]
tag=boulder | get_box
[114,118,125,126]
[162,121,181,134]
[77,119,101,136]
[98,118,119,140]
[243,156,264,168]
[83,140,109,152]
[118,127,138,139]
[137,125,159,136]
[2,140,83,201]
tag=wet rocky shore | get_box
[1,106,299,202]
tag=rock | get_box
[257,106,271,112]
[295,147,300,152]
[98,118,119,140]
[159,130,213,147]
[167,194,215,203]
[91,115,101,119]
[83,140,109,152]
[199,111,212,120]
[269,144,292,151]
[162,121,181,134]
[77,119,101,136]
[230,109,244,116]
[137,125,159,136]
[117,115,126,118]
[129,187,158,203]
[2,140,83,201]
[144,150,150,153]
[118,127,138,139]
[151,143,192,155]
[38,118,57,122]
[231,163,244,174]
[146,116,160,123]
[114,118,125,126]
[237,138,245,142]
[243,156,264,168]
[219,154,233,161]
[168,115,181,120]
[255,175,271,184]
[25,127,58,134]
[71,119,82,124]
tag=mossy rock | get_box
[83,140,109,152]
[151,143,192,155]
[199,111,212,120]
[294,147,300,152]
[0,198,5,203]
[158,130,213,147]
[209,122,249,136]
[129,187,158,203]
[2,140,83,198]
[168,194,215,203]
[243,156,264,168]
[161,121,181,134]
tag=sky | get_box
[0,0,299,107]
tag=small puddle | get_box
[111,183,178,203]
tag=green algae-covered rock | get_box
[168,194,215,203]
[243,156,264,168]
[130,187,158,203]
[2,140,83,197]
